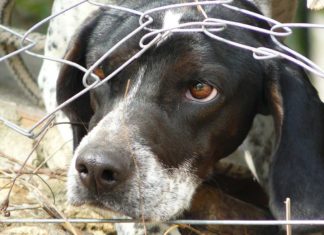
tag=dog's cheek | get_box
[130,143,201,220]
[66,104,201,220]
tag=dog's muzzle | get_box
[67,103,200,220]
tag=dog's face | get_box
[57,0,278,221]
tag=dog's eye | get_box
[94,67,105,80]
[186,82,218,102]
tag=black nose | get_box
[75,147,131,194]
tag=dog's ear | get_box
[264,59,324,230]
[56,11,102,150]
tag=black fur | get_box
[57,0,324,233]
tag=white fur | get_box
[244,151,260,182]
[157,11,183,46]
[68,96,200,221]
[242,114,275,188]
[115,223,181,235]
[162,11,183,30]
[38,1,108,144]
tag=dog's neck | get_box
[222,114,275,190]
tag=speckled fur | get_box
[43,1,277,234]
[68,98,201,220]
[38,0,113,142]
[241,114,275,189]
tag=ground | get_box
[0,58,116,235]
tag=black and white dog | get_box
[55,0,324,233]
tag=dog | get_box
[55,0,324,234]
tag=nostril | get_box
[76,163,88,176]
[75,148,132,193]
[101,169,117,183]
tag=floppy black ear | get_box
[265,60,324,232]
[56,12,102,150]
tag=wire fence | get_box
[1,0,324,139]
[1,0,324,234]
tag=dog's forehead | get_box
[84,0,267,99]
[85,0,264,63]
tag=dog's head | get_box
[57,0,324,226]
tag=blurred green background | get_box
[2,0,324,102]
[15,0,53,20]
[12,0,53,33]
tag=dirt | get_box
[0,96,117,235]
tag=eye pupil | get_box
[194,83,205,91]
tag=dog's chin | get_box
[67,196,177,221]
[67,176,192,221]
[67,182,198,221]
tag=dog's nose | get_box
[75,148,131,193]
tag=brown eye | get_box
[94,67,105,80]
[186,82,218,102]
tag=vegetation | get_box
[12,0,53,32]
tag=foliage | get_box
[12,0,53,31]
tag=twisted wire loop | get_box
[0,0,324,140]
[0,28,45,53]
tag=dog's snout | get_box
[75,148,131,193]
